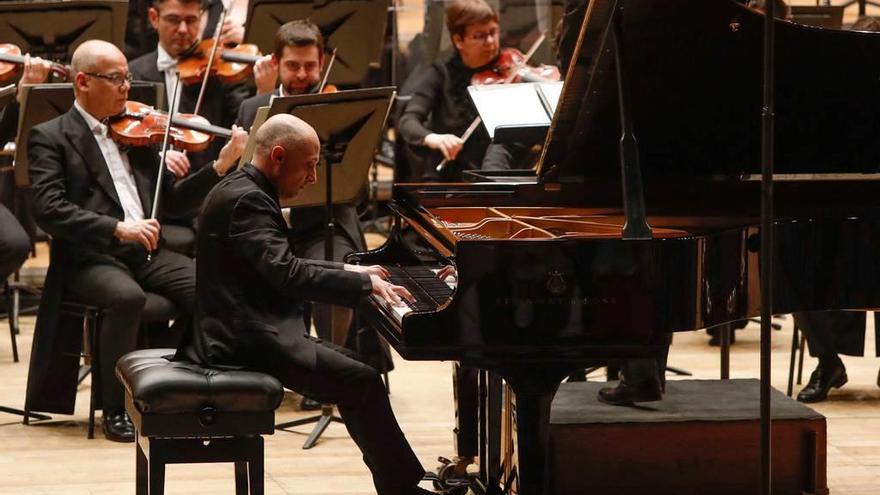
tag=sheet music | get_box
[537,81,563,116]
[467,82,563,139]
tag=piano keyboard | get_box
[371,265,457,323]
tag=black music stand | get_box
[263,88,394,449]
[244,0,389,87]
[0,0,127,67]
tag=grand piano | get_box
[349,0,880,493]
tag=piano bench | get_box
[116,349,283,495]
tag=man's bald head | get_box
[253,114,319,159]
[71,40,130,119]
[252,114,320,199]
[70,40,124,76]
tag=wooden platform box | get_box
[548,379,827,495]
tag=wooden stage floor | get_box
[2,288,880,493]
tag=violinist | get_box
[25,40,248,442]
[129,0,251,174]
[128,0,251,254]
[397,0,529,181]
[235,21,380,410]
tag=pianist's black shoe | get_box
[797,362,847,403]
[102,410,135,443]
[598,376,663,406]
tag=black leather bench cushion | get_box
[116,349,283,415]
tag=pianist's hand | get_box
[423,133,463,161]
[344,264,390,280]
[370,274,415,307]
[437,265,457,281]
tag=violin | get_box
[471,47,560,85]
[108,101,232,153]
[0,43,70,83]
[177,38,262,85]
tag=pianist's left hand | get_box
[344,263,390,280]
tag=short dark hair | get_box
[151,0,204,10]
[445,0,498,39]
[273,19,324,59]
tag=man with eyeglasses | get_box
[24,40,248,442]
[128,0,252,255]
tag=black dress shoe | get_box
[300,397,322,411]
[598,378,663,406]
[797,363,847,403]
[102,410,135,443]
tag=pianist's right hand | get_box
[370,274,415,307]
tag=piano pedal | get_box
[432,456,476,494]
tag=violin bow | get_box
[436,33,547,173]
[317,48,337,93]
[193,0,233,115]
[148,73,183,261]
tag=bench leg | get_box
[149,453,165,495]
[136,438,148,495]
[234,462,249,495]
[249,437,265,495]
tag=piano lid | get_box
[538,0,880,184]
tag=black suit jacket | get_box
[235,89,366,253]
[24,107,222,414]
[178,163,372,369]
[128,49,252,173]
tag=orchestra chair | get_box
[787,320,808,397]
[41,292,178,439]
[116,349,283,495]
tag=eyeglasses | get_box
[84,71,133,86]
[159,15,201,27]
[467,28,499,43]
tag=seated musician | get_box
[25,40,247,442]
[176,113,436,495]
[129,0,252,254]
[236,20,383,412]
[396,0,528,181]
[0,55,52,314]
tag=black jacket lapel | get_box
[62,109,122,210]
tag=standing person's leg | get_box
[794,311,851,403]
[65,262,144,440]
[244,328,425,495]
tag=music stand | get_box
[467,81,561,144]
[262,87,394,449]
[244,0,389,87]
[0,0,127,66]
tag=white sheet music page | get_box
[467,82,555,139]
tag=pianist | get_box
[176,113,437,495]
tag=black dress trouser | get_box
[240,324,424,495]
[64,248,195,411]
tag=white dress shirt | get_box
[74,101,145,222]
[156,45,182,113]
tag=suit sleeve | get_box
[161,156,222,218]
[27,125,118,248]
[0,100,20,144]
[228,191,372,306]
[223,81,253,129]
[398,64,444,146]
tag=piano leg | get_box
[499,366,575,495]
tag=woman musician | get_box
[397,0,554,181]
